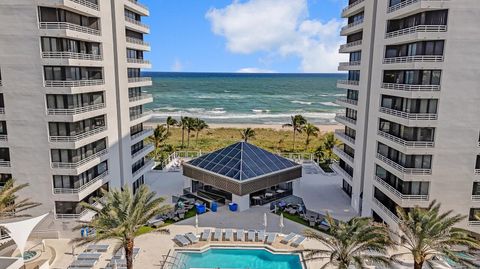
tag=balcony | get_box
[374,176,429,204]
[125,0,149,16]
[0,135,7,142]
[132,158,154,178]
[42,51,102,62]
[131,127,154,144]
[377,130,434,150]
[473,195,480,202]
[51,149,108,169]
[341,0,365,18]
[338,61,361,71]
[0,80,2,86]
[381,82,440,92]
[128,77,152,87]
[331,162,353,184]
[383,55,444,64]
[54,197,104,220]
[49,126,107,143]
[335,97,358,108]
[387,0,449,15]
[44,79,104,88]
[385,25,447,39]
[127,58,151,68]
[339,40,362,53]
[337,80,360,90]
[340,20,364,36]
[53,171,108,201]
[0,108,4,114]
[376,153,431,176]
[129,94,153,107]
[379,107,437,121]
[373,198,400,223]
[335,129,355,146]
[132,143,154,161]
[47,103,105,116]
[125,17,150,33]
[335,113,357,127]
[475,169,480,176]
[469,221,480,227]
[126,37,151,51]
[68,0,99,10]
[130,110,152,121]
[333,146,354,165]
[0,161,11,168]
[39,22,101,36]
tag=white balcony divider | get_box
[129,94,153,102]
[125,17,149,29]
[49,126,107,143]
[53,171,108,194]
[47,103,105,116]
[51,149,108,169]
[377,131,434,148]
[42,51,102,61]
[381,83,440,91]
[383,55,444,64]
[44,79,104,88]
[387,0,448,13]
[335,130,356,145]
[69,0,99,10]
[127,58,151,64]
[132,143,154,159]
[379,107,438,120]
[342,0,365,13]
[341,19,364,32]
[128,77,152,83]
[385,25,447,39]
[374,176,429,201]
[126,37,150,46]
[39,22,101,36]
[376,153,432,175]
[131,127,153,140]
[373,198,400,223]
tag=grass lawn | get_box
[275,211,330,235]
[139,208,198,233]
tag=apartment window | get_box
[132,158,146,174]
[125,9,141,21]
[345,126,356,140]
[133,176,145,193]
[0,94,4,109]
[126,29,143,40]
[376,165,429,195]
[53,161,107,189]
[383,70,441,85]
[0,148,10,161]
[130,123,144,136]
[343,144,355,158]
[347,90,358,101]
[476,156,480,170]
[47,92,104,109]
[0,174,12,187]
[377,142,432,169]
[342,180,352,197]
[127,49,143,59]
[128,87,142,98]
[381,95,437,114]
[345,108,357,120]
[348,70,360,81]
[128,68,141,78]
[348,12,364,24]
[387,10,448,33]
[44,66,103,81]
[129,105,144,118]
[379,119,435,142]
[339,160,354,177]
[51,138,106,163]
[346,32,362,43]
[41,37,101,55]
[469,208,480,221]
[0,122,7,135]
[473,183,480,196]
[49,115,105,136]
[385,41,444,58]
[349,51,361,62]
[38,7,99,30]
[131,141,144,156]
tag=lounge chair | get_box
[200,229,211,241]
[173,235,190,246]
[213,229,222,241]
[291,235,306,247]
[85,244,109,252]
[77,252,101,260]
[266,233,277,245]
[114,248,140,259]
[70,259,97,267]
[280,233,296,244]
[235,229,244,241]
[110,259,126,266]
[224,229,233,241]
[184,232,198,244]
[247,230,255,241]
[257,230,265,242]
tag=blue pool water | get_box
[176,248,303,269]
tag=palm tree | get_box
[72,185,170,269]
[315,132,340,165]
[0,179,40,219]
[392,201,480,269]
[282,115,307,151]
[165,116,178,134]
[302,123,319,150]
[151,125,169,161]
[240,128,256,142]
[304,214,394,269]
[193,118,208,146]
[179,116,189,148]
[185,118,196,148]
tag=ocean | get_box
[143,72,346,125]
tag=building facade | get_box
[334,0,480,233]
[0,0,154,233]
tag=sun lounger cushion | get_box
[184,232,198,243]
[70,259,97,267]
[247,230,255,241]
[174,235,190,246]
[236,229,244,241]
[257,230,265,242]
[291,235,306,247]
[213,229,222,241]
[281,233,296,244]
[77,253,101,260]
[224,229,233,241]
[266,233,276,244]
[200,229,211,241]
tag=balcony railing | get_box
[130,111,152,121]
[335,129,356,145]
[376,153,432,175]
[337,80,359,86]
[472,195,480,202]
[51,149,108,169]
[339,61,361,67]
[126,0,148,10]
[333,146,354,164]
[387,0,448,13]
[373,198,400,223]
[0,161,11,167]
[129,94,153,102]
[469,221,480,226]
[126,37,150,47]
[0,81,2,86]
[39,22,101,36]
[335,114,357,125]
[53,171,108,194]
[132,143,154,159]
[0,135,7,142]
[131,127,153,140]
[381,83,440,92]
[336,97,358,106]
[125,17,149,29]
[377,130,434,149]
[374,176,429,201]
[385,25,447,39]
[341,19,364,32]
[49,126,107,143]
[45,79,104,88]
[342,0,365,14]
[127,58,151,65]
[47,103,105,115]
[475,169,480,175]
[331,162,353,183]
[132,158,154,177]
[55,197,104,219]
[69,0,99,10]
[379,107,438,120]
[0,108,5,114]
[42,51,102,61]
[128,77,152,83]
[383,55,444,64]
[339,40,362,52]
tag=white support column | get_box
[292,179,301,197]
[184,178,193,191]
[232,194,250,211]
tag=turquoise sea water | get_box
[144,72,345,125]
[176,248,303,269]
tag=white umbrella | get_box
[263,213,267,232]
[112,259,117,269]
[279,213,284,234]
[195,214,199,233]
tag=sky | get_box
[142,0,349,73]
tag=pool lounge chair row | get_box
[173,229,280,246]
[69,244,109,269]
[280,232,306,247]
[103,247,141,269]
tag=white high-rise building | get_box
[0,0,154,234]
[333,0,480,233]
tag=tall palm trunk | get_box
[293,128,296,151]
[125,238,134,269]
[187,130,191,148]
[166,124,170,134]
[305,133,310,151]
[181,127,185,148]
[414,261,423,269]
[195,131,199,145]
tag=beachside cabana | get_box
[182,142,302,211]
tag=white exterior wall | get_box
[232,194,250,212]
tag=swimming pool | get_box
[175,247,303,269]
